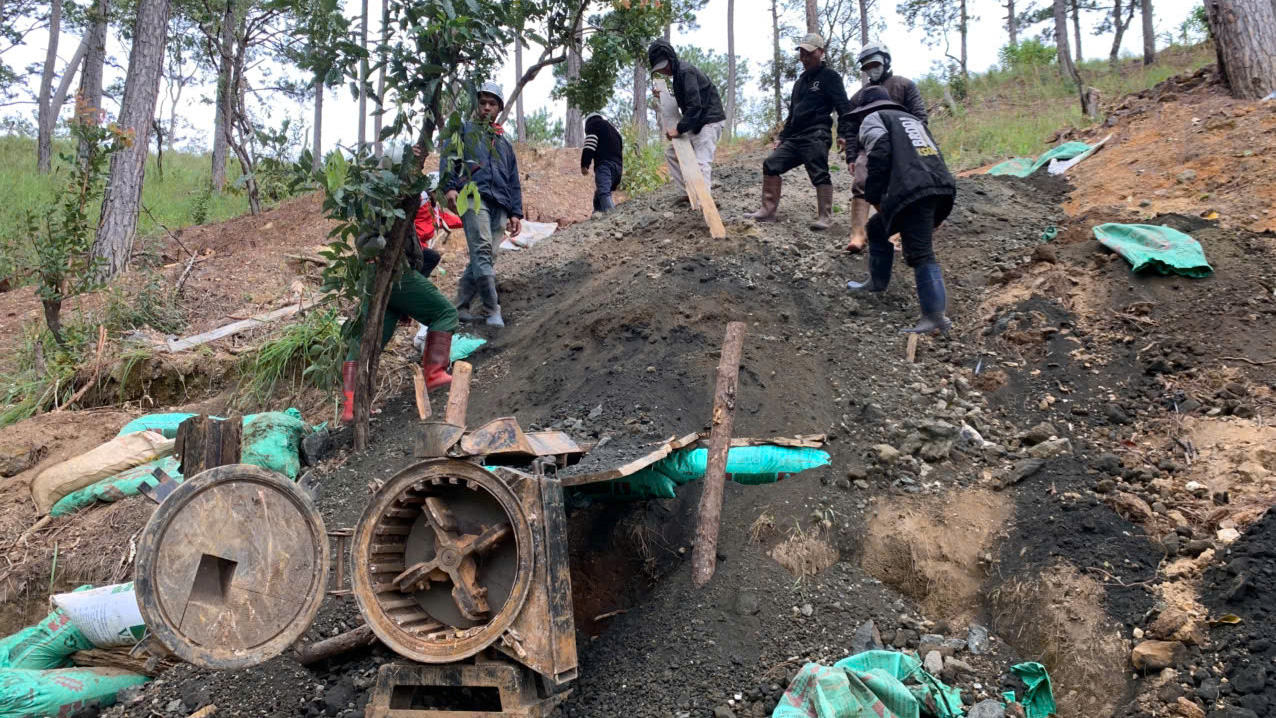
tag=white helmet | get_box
[857,41,892,71]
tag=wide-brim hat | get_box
[850,86,905,120]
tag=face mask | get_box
[867,66,885,82]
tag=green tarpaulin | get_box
[773,650,963,718]
[1092,223,1213,278]
[1011,663,1057,718]
[987,142,1092,178]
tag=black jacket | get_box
[582,115,624,170]
[845,72,928,159]
[648,40,726,135]
[439,121,524,218]
[859,108,955,235]
[779,63,853,141]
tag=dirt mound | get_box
[1066,65,1276,233]
[1202,509,1276,718]
[861,489,1011,621]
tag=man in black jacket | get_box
[581,113,624,214]
[844,41,928,252]
[845,86,956,335]
[749,33,852,231]
[439,81,523,329]
[647,40,727,199]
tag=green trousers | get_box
[347,270,459,360]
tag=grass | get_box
[926,43,1216,170]
[236,307,344,407]
[0,134,252,273]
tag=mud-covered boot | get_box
[340,360,357,423]
[845,198,870,252]
[809,184,834,230]
[846,241,894,294]
[422,331,453,390]
[903,262,952,335]
[479,275,505,328]
[454,272,478,322]
[748,175,782,221]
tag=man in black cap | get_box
[647,39,727,199]
[844,85,956,335]
[844,41,927,252]
[749,32,853,231]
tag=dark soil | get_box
[1202,510,1276,718]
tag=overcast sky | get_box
[5,0,1201,153]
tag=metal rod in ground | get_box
[292,624,376,666]
[692,321,747,588]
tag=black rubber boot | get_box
[478,275,504,328]
[902,262,952,334]
[455,272,477,322]
[846,241,894,294]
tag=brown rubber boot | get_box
[748,175,782,221]
[422,331,453,390]
[809,184,834,230]
[845,198,870,252]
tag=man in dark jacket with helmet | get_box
[749,33,853,230]
[440,81,523,329]
[647,40,727,197]
[844,41,928,253]
[845,85,956,335]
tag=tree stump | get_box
[175,414,242,477]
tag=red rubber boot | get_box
[423,331,453,390]
[340,360,357,422]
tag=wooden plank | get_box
[560,433,699,487]
[166,304,303,352]
[410,365,431,420]
[175,415,241,477]
[906,333,919,364]
[653,79,727,240]
[692,321,747,588]
[444,361,473,426]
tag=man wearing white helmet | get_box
[439,81,524,329]
[844,42,927,253]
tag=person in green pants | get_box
[340,205,459,423]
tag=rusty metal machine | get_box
[132,364,584,717]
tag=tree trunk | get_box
[1071,0,1083,64]
[859,0,870,45]
[36,0,63,173]
[563,16,583,148]
[804,0,818,32]
[78,0,108,157]
[1141,0,1155,64]
[726,0,736,138]
[1054,0,1081,85]
[1109,0,1127,66]
[43,299,65,347]
[663,22,671,41]
[633,61,648,147]
[771,0,782,129]
[211,0,233,191]
[373,0,386,156]
[1204,0,1276,100]
[358,0,368,149]
[515,40,526,142]
[92,0,171,280]
[41,37,89,167]
[959,0,969,75]
[1006,0,1017,45]
[312,75,323,171]
[154,119,164,180]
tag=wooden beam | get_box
[906,333,919,363]
[692,321,747,588]
[444,361,473,426]
[561,433,700,487]
[654,79,727,240]
[165,304,303,352]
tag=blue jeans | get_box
[593,160,621,212]
[460,199,508,281]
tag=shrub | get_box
[999,39,1058,71]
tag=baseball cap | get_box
[796,33,825,52]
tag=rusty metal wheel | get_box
[351,459,534,663]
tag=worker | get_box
[749,33,853,231]
[581,113,624,215]
[844,85,956,335]
[340,151,459,423]
[647,39,726,200]
[440,81,523,328]
[843,41,928,253]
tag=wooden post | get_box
[691,322,747,588]
[175,415,242,477]
[292,624,377,665]
[444,361,473,426]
